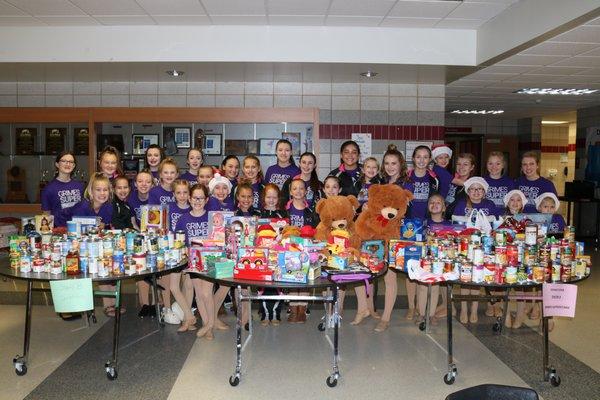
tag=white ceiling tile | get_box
[388,1,459,18]
[152,15,211,25]
[269,15,325,25]
[573,68,600,76]
[551,26,600,44]
[525,66,591,75]
[325,16,382,26]
[0,1,27,15]
[210,15,268,24]
[446,2,507,20]
[585,17,600,26]
[267,0,330,15]
[5,0,85,16]
[552,56,600,68]
[520,41,600,56]
[200,0,265,15]
[380,17,439,28]
[550,75,598,84]
[328,0,396,17]
[0,15,44,25]
[95,15,156,25]
[480,65,534,74]
[435,18,484,29]
[136,0,206,15]
[497,54,568,66]
[36,15,100,25]
[578,46,600,57]
[69,0,146,16]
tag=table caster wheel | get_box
[92,314,97,324]
[443,373,455,385]
[419,321,426,331]
[105,366,117,380]
[326,376,338,387]
[318,322,325,331]
[229,375,240,386]
[14,363,27,376]
[492,322,501,332]
[550,374,561,387]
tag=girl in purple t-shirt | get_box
[41,151,85,227]
[179,148,203,187]
[240,155,265,209]
[206,173,234,212]
[431,144,453,198]
[221,155,240,204]
[128,170,152,230]
[234,183,260,217]
[98,146,123,181]
[265,139,301,190]
[536,192,566,235]
[286,178,315,228]
[484,151,516,215]
[148,158,178,205]
[71,173,113,228]
[169,179,191,232]
[516,151,557,213]
[403,146,439,220]
[145,144,164,186]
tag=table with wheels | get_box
[0,255,186,380]
[189,269,385,388]
[442,274,591,387]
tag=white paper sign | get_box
[543,283,578,318]
[352,133,372,162]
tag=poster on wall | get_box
[351,133,372,162]
[15,127,36,155]
[73,128,89,155]
[282,132,301,156]
[45,128,66,155]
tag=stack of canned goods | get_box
[8,228,186,277]
[420,224,590,285]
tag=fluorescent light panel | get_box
[515,88,598,95]
[542,120,569,125]
[450,110,504,115]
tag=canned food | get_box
[432,260,444,275]
[472,265,484,283]
[533,264,545,283]
[525,224,538,246]
[495,246,507,265]
[460,263,472,283]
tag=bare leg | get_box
[169,272,194,323]
[460,288,469,323]
[469,289,479,323]
[196,280,215,339]
[137,280,150,306]
[213,285,231,329]
[381,270,397,322]
[159,275,171,309]
[417,284,439,319]
[405,279,416,319]
[183,274,194,309]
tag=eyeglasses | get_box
[59,160,75,165]
[468,187,485,192]
[192,196,206,201]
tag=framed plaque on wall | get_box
[45,128,66,155]
[15,127,37,155]
[73,128,89,155]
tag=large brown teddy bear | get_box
[314,195,361,250]
[355,184,413,242]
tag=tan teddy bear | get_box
[314,195,361,250]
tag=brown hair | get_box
[234,183,253,202]
[145,144,165,165]
[240,155,264,184]
[172,178,190,191]
[457,153,476,178]
[98,145,123,176]
[190,183,209,198]
[158,158,179,174]
[261,183,281,209]
[521,151,541,175]
[380,144,408,183]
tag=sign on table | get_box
[50,278,94,313]
[542,283,578,318]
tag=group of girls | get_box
[41,136,562,336]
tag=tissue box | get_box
[275,251,310,283]
[207,260,235,279]
[389,240,424,271]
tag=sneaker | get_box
[148,305,157,318]
[163,307,182,325]
[138,304,150,318]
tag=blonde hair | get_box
[158,157,178,174]
[172,179,190,191]
[84,172,113,201]
[240,155,264,184]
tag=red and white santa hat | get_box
[432,144,452,160]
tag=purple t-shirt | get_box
[515,176,557,213]
[179,171,199,187]
[150,170,159,186]
[403,172,433,219]
[288,204,306,227]
[251,181,263,209]
[548,214,566,235]
[433,165,451,198]
[148,186,175,205]
[41,178,85,227]
[127,191,148,226]
[426,218,453,228]
[71,200,113,225]
[170,203,191,232]
[265,164,301,189]
[175,211,209,246]
[485,175,516,214]
[206,196,235,212]
[451,198,500,218]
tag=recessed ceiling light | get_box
[515,88,598,95]
[542,120,569,125]
[166,70,184,77]
[360,71,378,78]
[450,110,504,115]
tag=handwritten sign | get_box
[542,283,578,318]
[50,278,94,313]
[352,133,372,162]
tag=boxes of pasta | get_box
[388,240,424,271]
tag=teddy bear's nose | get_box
[387,213,395,219]
[338,223,346,228]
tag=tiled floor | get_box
[0,250,598,400]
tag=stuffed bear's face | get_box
[332,218,349,230]
[367,184,413,222]
[380,207,398,220]
[315,195,359,230]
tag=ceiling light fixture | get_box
[541,120,569,125]
[360,71,378,78]
[515,88,598,95]
[450,110,504,115]
[166,70,184,77]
